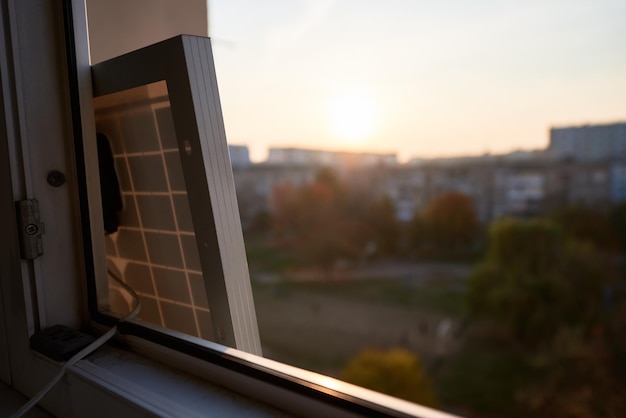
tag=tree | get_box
[551,206,619,253]
[411,192,478,257]
[363,196,400,257]
[270,169,373,274]
[341,348,438,407]
[612,202,626,254]
[467,218,609,345]
[516,327,626,418]
[465,217,626,416]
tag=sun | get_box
[328,91,378,144]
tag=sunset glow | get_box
[210,0,626,162]
[328,92,378,144]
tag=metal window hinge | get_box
[16,199,45,259]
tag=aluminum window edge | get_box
[180,34,261,355]
[63,0,108,321]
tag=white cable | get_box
[109,269,142,321]
[10,270,140,418]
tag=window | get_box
[4,1,625,417]
[208,1,626,416]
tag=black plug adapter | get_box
[30,325,95,362]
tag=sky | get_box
[209,0,626,162]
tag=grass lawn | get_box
[251,278,467,376]
[268,279,468,316]
[246,239,484,411]
[245,240,296,274]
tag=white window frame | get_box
[0,1,459,417]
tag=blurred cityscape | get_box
[231,121,626,229]
[230,120,626,417]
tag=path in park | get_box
[254,261,473,286]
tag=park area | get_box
[240,171,626,416]
[251,263,469,376]
[243,214,626,416]
[250,263,471,414]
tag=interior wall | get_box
[85,0,208,64]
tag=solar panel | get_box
[94,80,213,339]
[91,36,261,354]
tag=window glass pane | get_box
[211,1,626,415]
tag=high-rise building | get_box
[549,122,626,161]
[228,144,251,168]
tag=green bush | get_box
[341,347,438,407]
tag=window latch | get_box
[16,199,45,259]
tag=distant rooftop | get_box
[550,120,626,130]
[266,147,398,168]
[408,149,547,166]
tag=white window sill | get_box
[53,324,461,418]
[73,346,286,417]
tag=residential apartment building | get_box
[549,122,626,161]
[232,122,626,228]
[228,144,251,168]
[233,164,318,228]
[267,147,398,169]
